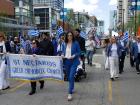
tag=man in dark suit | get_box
[74,29,86,69]
[39,33,54,56]
[132,36,140,74]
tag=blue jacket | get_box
[62,41,81,66]
[118,39,128,54]
[132,42,140,58]
[107,43,124,57]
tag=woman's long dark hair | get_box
[65,31,75,43]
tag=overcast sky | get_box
[64,0,117,33]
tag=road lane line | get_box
[10,81,23,87]
[108,80,112,103]
[116,80,124,105]
[9,82,28,92]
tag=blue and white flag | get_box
[122,31,129,41]
[57,26,64,38]
[18,32,25,48]
[80,31,87,39]
[28,29,39,36]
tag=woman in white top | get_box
[107,37,123,81]
[0,32,10,91]
[62,31,81,101]
[86,35,96,66]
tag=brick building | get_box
[0,0,14,16]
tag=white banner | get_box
[7,54,63,81]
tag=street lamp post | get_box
[122,9,125,35]
[135,0,138,36]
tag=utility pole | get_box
[135,0,138,36]
[63,0,64,31]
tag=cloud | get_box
[109,0,117,6]
[64,0,99,15]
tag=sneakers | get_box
[110,78,115,81]
[2,86,10,90]
[67,94,72,101]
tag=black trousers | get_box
[80,54,85,70]
[30,80,44,92]
[119,51,126,73]
[136,53,140,72]
[130,53,135,67]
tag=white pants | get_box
[0,61,9,90]
[109,57,119,78]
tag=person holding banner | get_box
[62,32,81,101]
[29,40,44,95]
[0,32,10,91]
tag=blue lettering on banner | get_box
[8,54,63,81]
[22,60,57,67]
[12,67,24,73]
[13,59,20,65]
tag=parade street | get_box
[0,49,139,105]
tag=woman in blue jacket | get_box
[62,31,81,101]
[107,37,123,81]
[131,36,140,74]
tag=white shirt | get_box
[0,41,6,61]
[86,40,96,51]
[0,41,6,53]
[111,44,118,57]
[137,42,140,53]
[120,40,124,47]
[65,45,71,59]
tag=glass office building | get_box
[33,0,63,33]
[33,0,63,10]
[14,0,34,26]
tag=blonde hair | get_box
[0,32,6,41]
[110,37,116,44]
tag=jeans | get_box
[136,53,140,72]
[64,59,77,94]
[87,50,94,65]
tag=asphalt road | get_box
[0,49,140,105]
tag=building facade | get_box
[117,0,123,24]
[110,10,117,31]
[33,0,64,34]
[97,20,104,36]
[0,0,14,17]
[0,0,34,35]
[14,0,34,26]
[33,0,63,10]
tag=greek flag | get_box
[28,29,39,36]
[122,31,129,41]
[95,35,100,44]
[80,31,87,39]
[57,26,64,38]
[18,32,25,48]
